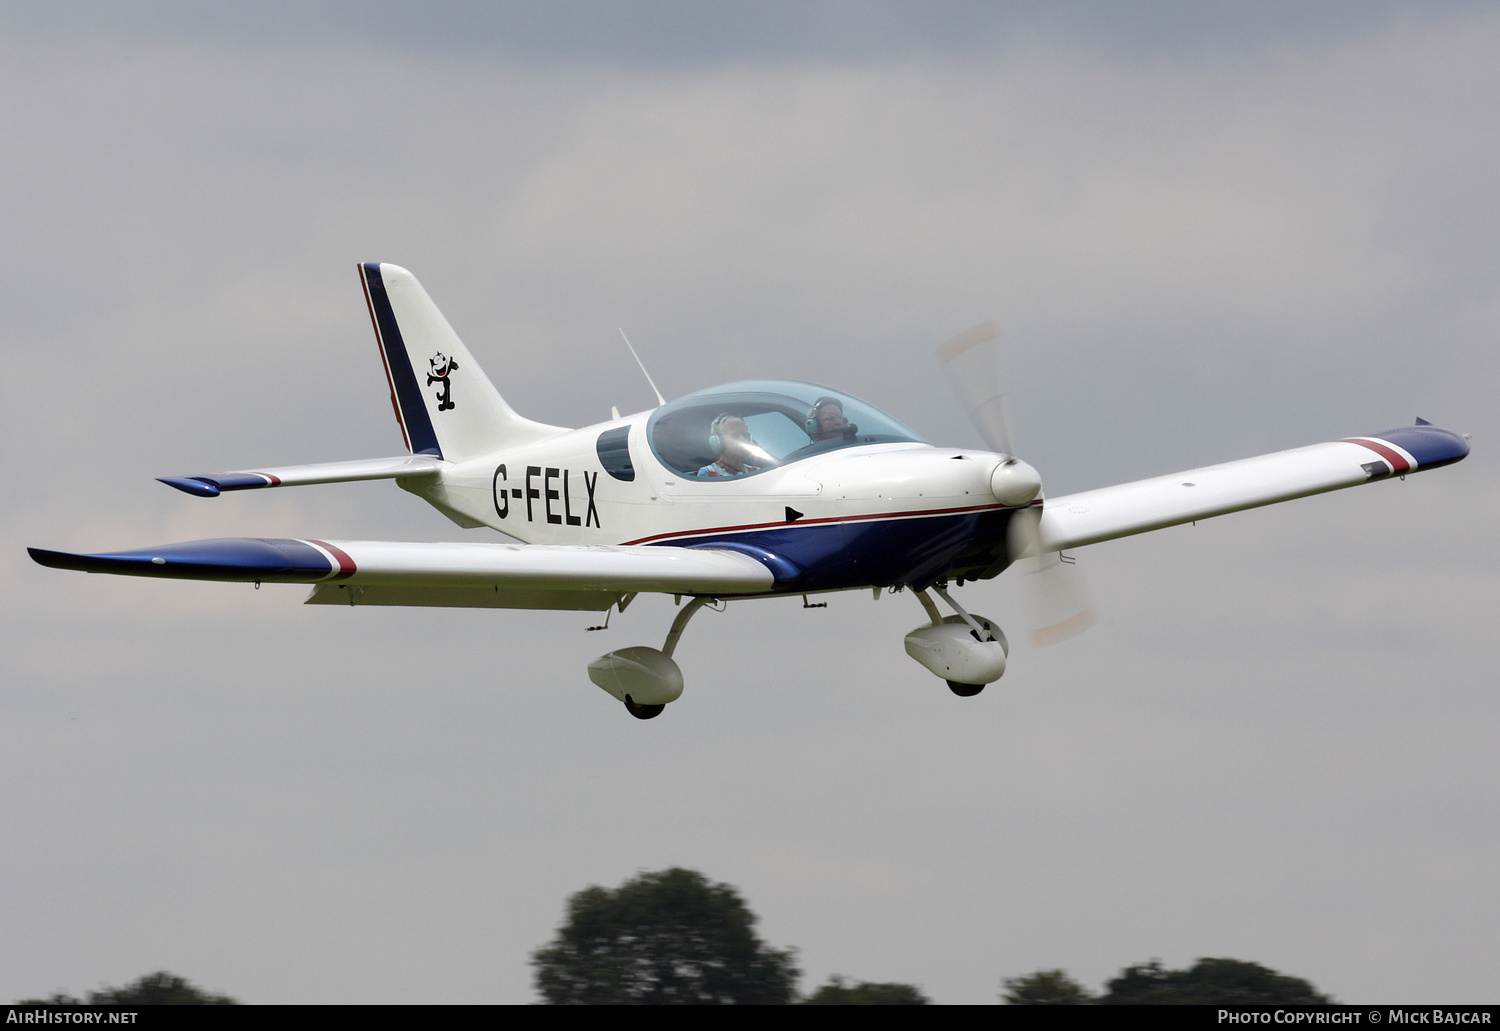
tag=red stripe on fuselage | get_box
[1343,437,1411,474]
[308,539,357,580]
[621,500,1017,547]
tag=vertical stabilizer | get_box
[359,263,566,461]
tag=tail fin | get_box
[359,262,566,461]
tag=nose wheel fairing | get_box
[903,586,1010,691]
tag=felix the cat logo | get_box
[427,352,459,411]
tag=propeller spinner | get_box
[937,322,1096,646]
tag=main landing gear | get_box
[592,582,1008,720]
[588,596,714,720]
[902,583,1009,697]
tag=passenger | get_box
[697,415,763,478]
[805,397,856,443]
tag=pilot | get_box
[698,415,762,478]
[805,397,856,443]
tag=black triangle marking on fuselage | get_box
[785,507,804,522]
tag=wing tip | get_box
[29,538,338,581]
[1365,423,1470,469]
[158,476,221,497]
[28,546,83,570]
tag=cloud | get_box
[2,5,1496,1004]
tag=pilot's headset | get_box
[805,397,856,437]
[707,414,736,455]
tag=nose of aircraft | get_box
[990,457,1042,507]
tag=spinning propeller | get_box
[938,322,1097,646]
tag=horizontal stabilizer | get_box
[157,455,442,497]
[1036,423,1470,553]
[29,538,775,606]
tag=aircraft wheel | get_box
[947,680,985,697]
[624,696,666,720]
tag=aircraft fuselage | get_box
[409,423,1023,595]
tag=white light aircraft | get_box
[30,264,1471,719]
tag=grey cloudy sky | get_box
[2,2,1496,1004]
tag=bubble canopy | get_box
[646,380,926,480]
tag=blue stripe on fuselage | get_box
[658,508,1016,592]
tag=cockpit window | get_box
[646,380,924,480]
[596,426,634,481]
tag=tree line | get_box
[1002,961,1329,1005]
[13,868,1332,1005]
[17,972,236,1006]
[529,867,1331,1004]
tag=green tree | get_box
[18,972,235,1006]
[804,976,929,1004]
[1002,968,1094,1004]
[1100,958,1330,1005]
[532,867,799,1004]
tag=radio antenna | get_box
[618,328,666,408]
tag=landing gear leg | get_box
[662,595,714,658]
[913,587,943,626]
[932,584,996,642]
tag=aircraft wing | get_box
[1036,423,1469,553]
[28,538,775,612]
[156,455,442,497]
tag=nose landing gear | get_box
[903,583,1009,696]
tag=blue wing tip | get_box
[28,538,336,581]
[158,476,221,498]
[1371,423,1470,468]
[28,547,80,570]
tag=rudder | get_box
[359,262,565,461]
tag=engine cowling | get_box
[904,615,1008,685]
[588,646,684,706]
